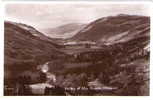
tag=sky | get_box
[5,3,150,30]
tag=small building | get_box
[29,83,54,95]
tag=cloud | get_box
[5,3,150,29]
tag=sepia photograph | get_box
[4,2,150,96]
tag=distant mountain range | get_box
[40,23,86,39]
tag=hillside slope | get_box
[4,21,65,80]
[72,14,150,44]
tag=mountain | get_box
[51,14,150,95]
[4,21,66,80]
[40,23,86,39]
[4,14,150,95]
[72,14,150,44]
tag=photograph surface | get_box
[4,2,150,96]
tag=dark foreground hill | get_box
[4,21,66,81]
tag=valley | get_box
[4,14,150,96]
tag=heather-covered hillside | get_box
[72,14,149,43]
[4,21,66,80]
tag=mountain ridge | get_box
[71,14,150,44]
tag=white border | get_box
[2,0,153,2]
[0,0,4,97]
[2,0,153,4]
[0,1,152,99]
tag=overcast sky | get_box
[5,3,150,29]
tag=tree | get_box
[39,71,47,83]
[98,72,104,83]
[76,73,88,87]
